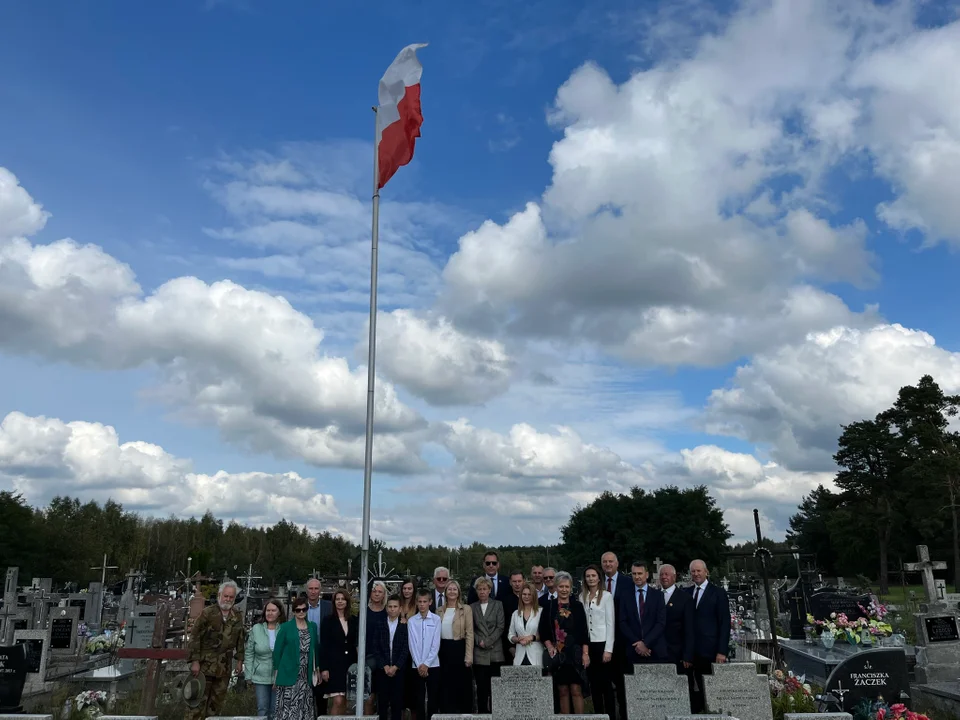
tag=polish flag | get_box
[377,43,426,189]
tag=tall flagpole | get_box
[356,105,380,717]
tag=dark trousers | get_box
[313,682,327,715]
[586,642,615,719]
[414,666,440,720]
[473,663,496,713]
[377,668,405,720]
[690,656,713,713]
[439,638,472,713]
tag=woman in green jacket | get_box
[273,594,321,720]
[245,598,285,718]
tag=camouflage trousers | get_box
[186,674,229,720]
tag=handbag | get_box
[542,647,565,669]
[312,667,322,687]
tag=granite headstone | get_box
[0,644,27,712]
[808,592,870,621]
[625,663,690,720]
[491,665,554,719]
[703,662,774,720]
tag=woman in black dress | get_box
[539,571,590,715]
[320,589,358,716]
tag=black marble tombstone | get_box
[824,647,910,713]
[0,644,27,712]
[809,590,871,621]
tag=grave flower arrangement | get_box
[85,631,124,654]
[806,610,892,641]
[769,669,816,720]
[74,688,108,717]
[853,699,932,720]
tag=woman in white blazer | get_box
[580,564,615,718]
[508,583,543,666]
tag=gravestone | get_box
[492,665,553,718]
[86,583,103,627]
[823,648,909,713]
[808,591,870,621]
[127,606,158,649]
[12,629,49,694]
[48,606,79,654]
[99,716,159,719]
[0,644,27,712]
[905,545,947,605]
[625,663,690,720]
[906,546,960,684]
[0,715,52,719]
[786,715,851,720]
[0,569,17,646]
[703,662,773,720]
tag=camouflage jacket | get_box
[187,604,247,678]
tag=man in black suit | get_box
[372,595,409,720]
[467,550,510,605]
[602,551,631,720]
[686,559,731,713]
[658,563,694,672]
[619,560,667,667]
[428,566,450,613]
[501,570,525,659]
[305,578,333,714]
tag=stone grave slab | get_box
[625,663,690,720]
[785,715,851,720]
[823,647,909,713]
[0,715,52,719]
[127,605,158,649]
[703,662,773,720]
[667,716,733,720]
[85,583,103,626]
[491,665,553,719]
[913,594,960,684]
[47,606,79,654]
[808,591,871,621]
[12,629,49,690]
[99,716,159,719]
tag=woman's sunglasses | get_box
[293,607,307,613]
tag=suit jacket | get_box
[467,575,511,604]
[428,588,446,614]
[507,607,544,666]
[663,587,695,665]
[619,584,667,663]
[372,617,409,670]
[307,599,332,641]
[606,572,631,656]
[318,613,358,674]
[471,599,506,665]
[686,582,731,660]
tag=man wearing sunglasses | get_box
[539,568,558,607]
[467,550,510,605]
[429,567,450,613]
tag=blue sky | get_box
[2,0,960,547]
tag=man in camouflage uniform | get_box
[187,579,247,720]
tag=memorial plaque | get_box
[49,618,72,650]
[824,648,909,713]
[14,639,42,674]
[924,616,960,643]
[128,607,158,649]
[491,665,553,720]
[0,644,27,711]
[704,663,774,720]
[626,664,690,720]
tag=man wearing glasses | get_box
[429,567,450,613]
[539,568,558,606]
[467,550,509,604]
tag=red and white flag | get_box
[377,43,426,189]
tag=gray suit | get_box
[471,599,506,714]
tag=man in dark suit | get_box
[372,595,409,720]
[602,552,631,720]
[428,566,450,613]
[685,559,731,713]
[305,578,333,714]
[619,560,667,667]
[501,570,525,660]
[467,550,510,604]
[659,563,694,669]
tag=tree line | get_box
[0,485,729,590]
[789,375,960,593]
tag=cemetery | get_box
[1,537,957,720]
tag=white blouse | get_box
[440,607,456,640]
[583,591,615,653]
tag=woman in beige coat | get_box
[470,577,505,714]
[437,580,474,713]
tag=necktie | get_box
[438,593,443,607]
[639,588,645,618]
[607,577,612,593]
[693,585,701,606]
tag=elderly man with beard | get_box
[187,580,247,720]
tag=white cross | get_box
[904,545,947,604]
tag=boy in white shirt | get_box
[407,589,441,720]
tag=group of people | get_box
[185,550,731,720]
